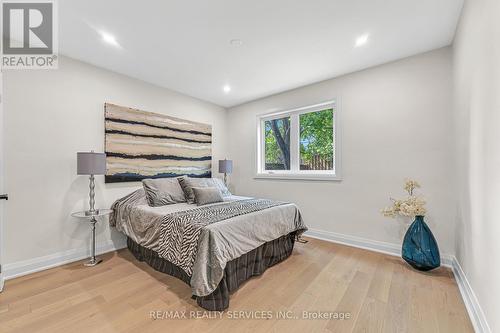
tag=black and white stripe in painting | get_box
[105,103,212,183]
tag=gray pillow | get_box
[178,176,232,203]
[192,187,223,206]
[177,176,211,203]
[142,178,186,207]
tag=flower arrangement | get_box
[381,179,427,218]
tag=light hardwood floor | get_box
[0,237,473,333]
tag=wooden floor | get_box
[0,237,473,333]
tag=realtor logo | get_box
[1,0,58,69]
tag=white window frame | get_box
[255,99,342,181]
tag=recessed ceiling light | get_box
[100,31,120,47]
[223,85,231,93]
[230,39,243,46]
[355,34,369,47]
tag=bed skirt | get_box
[127,232,297,311]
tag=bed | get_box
[109,186,307,311]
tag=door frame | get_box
[0,70,4,291]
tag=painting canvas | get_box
[104,103,212,183]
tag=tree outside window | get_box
[263,108,334,171]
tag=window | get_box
[256,101,340,180]
[264,116,290,170]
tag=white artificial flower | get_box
[381,179,427,219]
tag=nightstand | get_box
[71,209,113,266]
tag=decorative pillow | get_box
[178,176,232,203]
[192,187,224,206]
[212,177,232,197]
[177,176,211,203]
[142,178,186,207]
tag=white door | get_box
[0,71,4,291]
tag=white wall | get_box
[453,0,499,331]
[2,56,227,265]
[227,48,456,255]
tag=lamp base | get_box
[83,257,102,267]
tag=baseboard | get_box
[304,228,453,267]
[451,257,491,333]
[3,238,127,280]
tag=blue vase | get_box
[402,215,440,271]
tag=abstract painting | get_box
[104,103,212,183]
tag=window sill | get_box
[254,173,342,181]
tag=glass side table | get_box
[71,209,113,266]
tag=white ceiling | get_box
[59,0,464,108]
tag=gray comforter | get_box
[110,189,307,296]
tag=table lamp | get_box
[218,159,233,185]
[77,151,106,215]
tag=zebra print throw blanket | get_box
[157,199,287,276]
